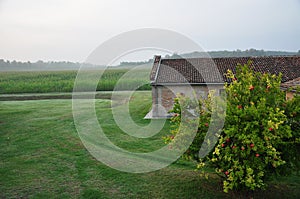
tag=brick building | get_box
[281,77,300,100]
[146,55,300,118]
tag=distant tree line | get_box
[171,48,300,59]
[0,59,102,71]
[119,60,152,66]
[1,49,299,71]
[123,49,300,64]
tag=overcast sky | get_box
[0,0,300,62]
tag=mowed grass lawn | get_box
[0,91,299,198]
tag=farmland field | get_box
[0,91,299,198]
[0,69,151,94]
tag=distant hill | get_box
[1,49,299,71]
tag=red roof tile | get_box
[150,56,300,84]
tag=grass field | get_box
[0,69,151,94]
[1,91,299,198]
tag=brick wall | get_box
[161,87,176,111]
[151,84,224,118]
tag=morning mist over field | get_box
[0,0,299,63]
[1,1,300,198]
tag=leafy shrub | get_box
[163,92,212,160]
[165,62,299,193]
[277,93,300,175]
[211,63,292,192]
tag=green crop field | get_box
[0,91,299,198]
[0,69,151,94]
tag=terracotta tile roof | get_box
[150,55,300,84]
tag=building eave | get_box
[280,86,300,93]
[153,57,162,84]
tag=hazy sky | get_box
[0,0,300,62]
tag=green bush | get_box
[277,93,300,175]
[163,92,214,160]
[165,62,299,193]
